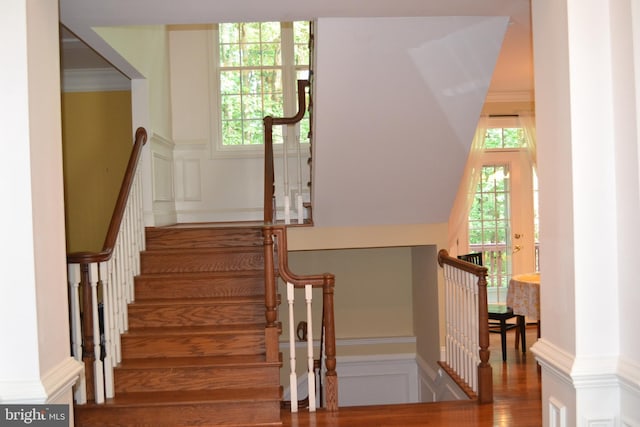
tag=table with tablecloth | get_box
[506,272,541,319]
[506,272,541,343]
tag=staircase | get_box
[74,224,283,427]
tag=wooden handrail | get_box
[262,225,338,411]
[437,249,488,276]
[263,80,310,223]
[66,127,147,403]
[437,249,493,404]
[67,127,148,264]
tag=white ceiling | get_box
[59,0,533,96]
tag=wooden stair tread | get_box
[142,246,263,254]
[94,387,281,407]
[118,355,280,369]
[124,323,265,336]
[129,295,264,306]
[75,223,284,426]
[136,270,265,279]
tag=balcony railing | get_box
[262,225,338,411]
[437,249,493,404]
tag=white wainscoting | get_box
[148,134,177,225]
[533,339,640,426]
[336,353,419,407]
[619,357,640,427]
[280,336,478,408]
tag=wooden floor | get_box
[282,325,542,427]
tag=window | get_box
[484,127,525,149]
[469,163,512,298]
[468,119,538,302]
[216,21,310,150]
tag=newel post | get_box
[322,273,338,411]
[80,263,96,402]
[263,116,275,224]
[476,272,493,403]
[262,227,279,363]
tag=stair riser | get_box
[74,400,280,427]
[134,276,265,299]
[128,303,264,328]
[74,225,283,427]
[141,250,264,273]
[145,227,264,250]
[115,366,279,393]
[121,333,265,358]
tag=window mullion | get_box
[280,22,296,118]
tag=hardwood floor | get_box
[282,325,542,426]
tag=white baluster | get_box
[287,282,297,412]
[283,124,291,224]
[305,284,316,411]
[67,264,86,404]
[105,258,121,365]
[284,195,291,225]
[99,262,115,398]
[125,205,135,303]
[89,263,105,403]
[297,193,304,225]
[295,123,304,224]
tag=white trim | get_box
[549,396,568,427]
[571,355,620,389]
[531,339,575,386]
[150,133,176,151]
[618,356,640,394]
[535,339,621,389]
[62,68,130,93]
[0,357,83,404]
[336,336,416,347]
[279,335,416,350]
[42,357,84,404]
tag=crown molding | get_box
[62,68,130,93]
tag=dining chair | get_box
[457,252,526,362]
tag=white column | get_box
[0,0,82,409]
[531,0,640,424]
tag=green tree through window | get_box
[218,22,310,146]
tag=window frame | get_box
[208,21,310,159]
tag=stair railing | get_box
[263,79,311,224]
[437,249,493,404]
[67,127,148,404]
[262,225,338,412]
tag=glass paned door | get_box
[469,164,512,303]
